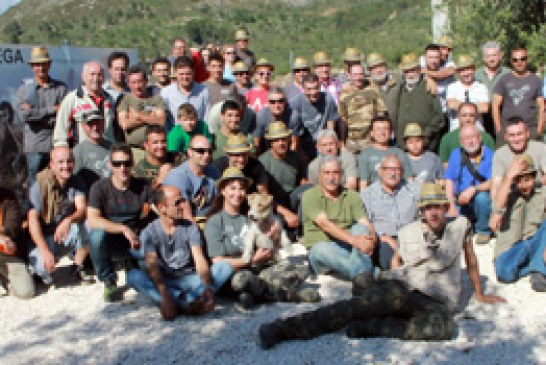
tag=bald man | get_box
[54,61,117,148]
[28,146,91,285]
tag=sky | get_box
[0,0,21,15]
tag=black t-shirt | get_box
[88,177,151,230]
[212,156,268,193]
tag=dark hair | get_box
[458,102,478,113]
[425,44,441,53]
[221,100,240,115]
[206,180,249,219]
[145,125,166,139]
[371,111,391,127]
[110,142,133,161]
[207,52,224,65]
[511,46,527,54]
[174,55,194,71]
[152,57,170,70]
[107,51,129,68]
[302,73,319,86]
[126,64,147,80]
[505,116,527,128]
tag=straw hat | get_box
[264,121,292,140]
[403,123,424,138]
[29,46,51,64]
[253,58,275,72]
[292,57,310,70]
[216,167,252,189]
[224,133,252,154]
[313,51,331,66]
[418,183,449,208]
[455,54,475,70]
[399,53,420,71]
[344,48,361,62]
[515,154,538,177]
[366,52,386,68]
[232,61,249,73]
[235,28,250,41]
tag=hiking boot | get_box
[103,280,121,302]
[296,288,320,302]
[474,233,491,245]
[530,273,546,292]
[234,292,255,311]
[69,264,95,285]
[231,271,265,297]
[346,318,381,338]
[352,271,374,297]
[258,321,285,349]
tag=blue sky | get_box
[0,0,21,15]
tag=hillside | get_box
[0,0,431,73]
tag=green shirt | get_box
[167,120,213,153]
[259,149,304,205]
[302,185,367,248]
[438,129,495,163]
[117,93,166,147]
[474,66,511,101]
[132,158,161,185]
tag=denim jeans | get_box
[459,191,492,235]
[88,229,134,283]
[495,221,546,283]
[126,261,233,309]
[28,222,87,283]
[308,223,373,280]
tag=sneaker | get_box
[69,264,95,285]
[474,233,491,245]
[530,273,546,292]
[103,281,121,302]
[258,322,285,349]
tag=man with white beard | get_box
[445,123,494,245]
[367,52,402,119]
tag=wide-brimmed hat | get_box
[404,123,424,138]
[456,54,475,70]
[418,183,449,208]
[265,121,292,140]
[235,28,250,41]
[253,58,275,73]
[515,154,538,177]
[216,167,253,189]
[232,61,249,73]
[292,57,310,70]
[399,53,420,71]
[367,52,386,68]
[313,51,331,66]
[29,46,51,64]
[437,35,453,49]
[344,48,361,62]
[81,110,104,124]
[225,133,252,154]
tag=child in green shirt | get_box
[167,102,213,154]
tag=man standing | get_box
[313,51,342,105]
[234,28,256,69]
[54,61,116,147]
[16,46,67,185]
[28,146,91,285]
[338,48,362,86]
[149,57,171,96]
[493,47,544,139]
[284,57,310,102]
[367,52,403,118]
[303,155,376,281]
[254,87,294,153]
[203,52,237,106]
[492,154,546,292]
[117,65,166,149]
[421,44,455,113]
[232,61,252,96]
[87,143,152,301]
[445,124,494,245]
[161,56,210,123]
[475,41,511,104]
[127,185,232,320]
[103,51,129,104]
[168,38,207,83]
[339,63,387,152]
[259,183,505,349]
[390,53,444,151]
[290,73,340,160]
[446,55,489,131]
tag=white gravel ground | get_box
[1,240,545,365]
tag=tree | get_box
[4,21,22,43]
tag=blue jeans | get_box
[495,221,546,283]
[126,262,233,309]
[88,229,135,283]
[308,224,373,280]
[460,191,492,235]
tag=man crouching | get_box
[258,183,505,348]
[127,185,232,320]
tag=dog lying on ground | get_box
[242,193,292,263]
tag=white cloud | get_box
[0,0,22,15]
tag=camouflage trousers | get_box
[231,261,309,300]
[261,279,454,341]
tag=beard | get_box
[371,72,388,83]
[405,75,420,87]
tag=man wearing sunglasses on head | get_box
[163,135,220,224]
[87,143,153,302]
[254,87,295,154]
[493,47,544,143]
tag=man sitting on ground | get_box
[127,185,232,320]
[133,126,177,188]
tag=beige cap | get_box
[29,46,51,64]
[344,48,361,62]
[515,154,538,177]
[455,54,475,70]
[235,28,250,41]
[224,133,252,154]
[253,58,275,72]
[216,167,253,189]
[418,183,449,208]
[313,51,331,66]
[399,53,420,71]
[367,52,386,68]
[292,57,310,70]
[404,123,424,138]
[232,61,249,73]
[265,121,292,140]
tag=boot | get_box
[352,271,374,297]
[259,321,286,349]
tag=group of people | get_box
[1,29,546,347]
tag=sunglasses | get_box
[512,56,527,62]
[293,69,309,73]
[257,72,272,77]
[191,147,213,155]
[234,72,249,76]
[225,51,235,54]
[269,99,285,104]
[111,160,133,168]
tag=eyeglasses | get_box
[111,160,133,168]
[268,99,285,104]
[234,72,249,76]
[191,147,213,155]
[257,72,272,77]
[512,56,528,62]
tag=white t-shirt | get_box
[446,80,489,130]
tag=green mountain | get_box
[0,0,431,73]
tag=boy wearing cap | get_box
[491,154,546,292]
[17,46,68,186]
[259,183,505,349]
[404,123,443,183]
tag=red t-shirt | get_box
[245,88,269,113]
